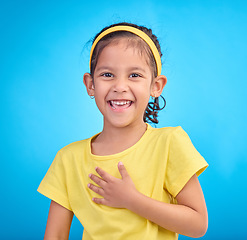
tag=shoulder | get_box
[148,124,185,141]
[48,137,91,170]
[55,137,90,161]
[60,138,88,152]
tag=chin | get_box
[106,117,143,129]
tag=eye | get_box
[129,73,141,78]
[101,72,113,78]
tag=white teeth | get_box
[111,100,131,106]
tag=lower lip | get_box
[108,101,133,112]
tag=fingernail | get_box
[87,183,91,187]
[119,162,123,165]
[89,174,92,178]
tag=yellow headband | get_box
[89,25,162,76]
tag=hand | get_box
[88,162,138,209]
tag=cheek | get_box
[138,82,152,97]
[93,83,107,98]
[135,89,151,107]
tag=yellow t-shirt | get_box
[38,124,208,240]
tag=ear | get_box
[151,75,167,97]
[83,73,95,97]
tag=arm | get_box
[44,200,74,240]
[127,174,208,238]
[88,162,208,238]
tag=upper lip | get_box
[107,99,134,102]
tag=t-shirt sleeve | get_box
[37,150,72,211]
[164,127,208,197]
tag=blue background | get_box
[1,0,246,239]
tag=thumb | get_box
[118,162,129,179]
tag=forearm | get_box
[44,237,68,240]
[127,191,207,238]
[44,226,70,240]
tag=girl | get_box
[38,22,208,240]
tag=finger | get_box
[95,167,112,182]
[89,173,106,188]
[92,197,107,205]
[87,183,104,196]
[118,162,129,179]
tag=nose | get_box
[113,77,129,93]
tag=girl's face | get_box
[87,39,157,129]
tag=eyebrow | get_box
[95,66,147,73]
[128,67,147,73]
[95,66,113,72]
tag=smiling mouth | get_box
[108,100,133,109]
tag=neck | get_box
[92,122,147,155]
